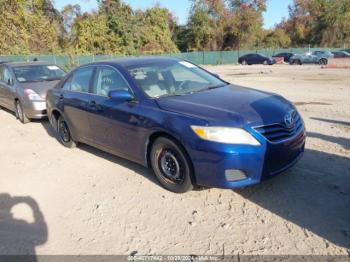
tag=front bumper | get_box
[188,129,306,189]
[23,100,47,119]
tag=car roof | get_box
[4,61,57,67]
[83,56,182,68]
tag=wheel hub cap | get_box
[160,150,181,180]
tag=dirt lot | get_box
[0,64,349,255]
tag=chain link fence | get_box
[0,48,343,70]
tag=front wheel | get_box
[15,100,30,124]
[150,137,194,193]
[57,115,76,148]
[319,59,328,65]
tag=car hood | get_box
[156,85,295,128]
[19,80,60,99]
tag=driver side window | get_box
[93,67,131,97]
[0,66,13,85]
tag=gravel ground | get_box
[0,64,349,255]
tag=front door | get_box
[87,66,141,158]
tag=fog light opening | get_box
[225,170,247,182]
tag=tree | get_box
[69,12,119,54]
[227,0,267,50]
[262,29,292,48]
[0,0,61,54]
[185,0,230,51]
[279,0,350,47]
[138,7,179,54]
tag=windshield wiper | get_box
[156,84,227,98]
[157,93,186,98]
[205,84,227,90]
[45,78,61,81]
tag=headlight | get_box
[24,89,43,101]
[191,126,260,146]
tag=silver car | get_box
[290,51,334,65]
[0,62,66,123]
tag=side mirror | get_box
[108,90,134,102]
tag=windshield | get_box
[13,65,66,83]
[127,61,226,98]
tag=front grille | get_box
[254,112,303,143]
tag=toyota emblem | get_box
[284,110,295,128]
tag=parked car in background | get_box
[341,49,350,53]
[0,62,66,123]
[289,50,334,65]
[332,51,350,58]
[47,57,305,193]
[238,54,276,65]
[272,52,295,63]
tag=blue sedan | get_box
[46,57,306,193]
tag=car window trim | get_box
[91,65,136,99]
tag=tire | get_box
[15,100,30,124]
[57,115,76,148]
[319,59,327,65]
[150,137,194,193]
[242,60,247,65]
[263,60,268,65]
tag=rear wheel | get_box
[57,115,76,148]
[150,137,194,193]
[15,100,30,124]
[242,60,247,65]
[293,59,302,65]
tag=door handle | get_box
[88,100,103,112]
[88,100,96,107]
[59,94,64,100]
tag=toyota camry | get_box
[46,57,305,193]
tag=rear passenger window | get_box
[70,67,94,93]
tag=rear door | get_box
[87,65,141,158]
[253,54,263,64]
[60,66,96,142]
[246,54,255,64]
